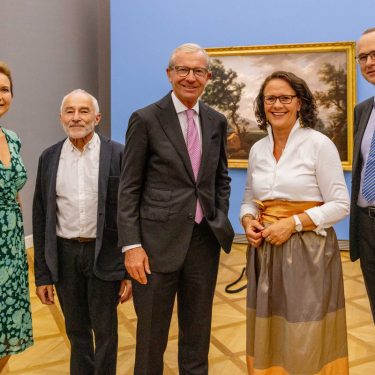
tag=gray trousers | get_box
[55,237,120,375]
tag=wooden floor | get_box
[2,244,375,374]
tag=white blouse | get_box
[239,120,350,235]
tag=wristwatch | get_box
[293,215,303,232]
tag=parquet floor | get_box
[2,244,375,374]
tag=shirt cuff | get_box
[305,207,327,237]
[122,244,142,253]
[239,207,258,224]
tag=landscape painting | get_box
[202,42,356,170]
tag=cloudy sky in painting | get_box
[212,51,347,130]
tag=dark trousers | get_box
[133,220,221,375]
[55,237,120,375]
[358,207,375,322]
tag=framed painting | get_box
[202,42,356,170]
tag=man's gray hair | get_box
[60,89,100,114]
[168,43,210,68]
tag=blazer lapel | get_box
[48,141,64,225]
[353,99,374,174]
[95,135,111,258]
[198,102,213,181]
[44,140,64,262]
[98,135,111,214]
[157,94,195,182]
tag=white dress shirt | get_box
[56,133,100,238]
[122,92,202,252]
[240,120,350,235]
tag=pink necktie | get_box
[186,109,203,223]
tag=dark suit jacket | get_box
[350,96,374,261]
[33,134,126,286]
[117,93,234,273]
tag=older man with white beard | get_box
[33,89,132,375]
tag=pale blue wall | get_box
[111,0,375,239]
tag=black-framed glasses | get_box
[263,95,297,105]
[355,51,375,65]
[171,66,209,78]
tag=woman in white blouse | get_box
[240,71,349,375]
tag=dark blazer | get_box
[117,93,234,273]
[33,134,126,286]
[350,96,374,261]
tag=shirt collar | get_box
[266,118,301,147]
[67,132,99,152]
[171,92,200,115]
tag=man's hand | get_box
[118,279,132,304]
[125,247,151,285]
[36,284,55,305]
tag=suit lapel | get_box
[353,99,374,175]
[50,142,64,209]
[157,94,195,182]
[47,141,64,237]
[198,102,213,181]
[98,135,111,213]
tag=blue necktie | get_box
[363,128,375,203]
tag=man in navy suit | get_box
[350,28,375,321]
[117,43,234,375]
[33,89,132,375]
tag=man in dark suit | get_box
[33,89,132,375]
[117,43,234,375]
[350,28,375,321]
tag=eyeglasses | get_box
[171,66,209,78]
[355,51,375,65]
[263,95,297,105]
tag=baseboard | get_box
[25,234,33,250]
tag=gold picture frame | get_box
[203,42,356,170]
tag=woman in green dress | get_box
[0,61,33,371]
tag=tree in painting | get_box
[202,59,251,158]
[314,63,347,160]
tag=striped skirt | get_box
[246,228,348,375]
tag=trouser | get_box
[358,206,375,323]
[55,237,120,375]
[133,220,221,375]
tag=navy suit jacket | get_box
[117,93,234,273]
[350,96,374,261]
[33,134,126,286]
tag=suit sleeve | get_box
[117,111,149,247]
[214,115,231,214]
[32,155,53,286]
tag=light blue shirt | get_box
[358,99,375,207]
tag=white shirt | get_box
[56,133,100,238]
[240,120,350,235]
[122,92,202,252]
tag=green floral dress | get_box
[0,127,33,358]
